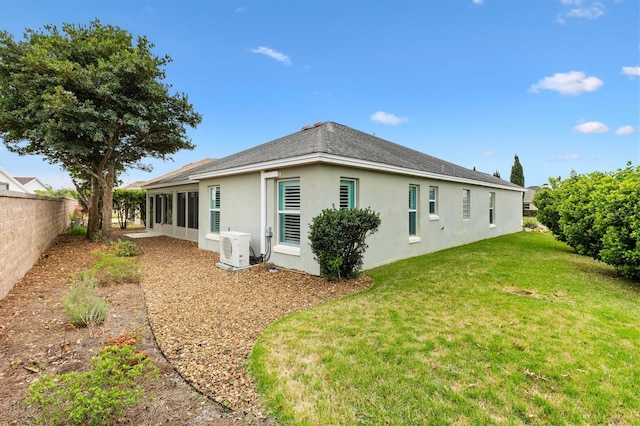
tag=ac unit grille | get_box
[221,236,233,261]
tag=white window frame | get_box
[489,192,496,228]
[428,186,439,220]
[463,189,471,220]
[340,178,357,210]
[278,179,301,247]
[209,185,220,234]
[409,185,420,242]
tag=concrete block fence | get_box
[0,190,78,300]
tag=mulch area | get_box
[0,228,371,424]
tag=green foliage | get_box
[308,207,381,280]
[493,170,501,178]
[534,164,640,280]
[0,20,201,242]
[510,154,525,187]
[89,250,141,285]
[113,189,146,229]
[62,279,107,327]
[25,333,157,426]
[522,218,538,229]
[35,186,79,200]
[64,225,88,236]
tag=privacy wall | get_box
[0,191,77,300]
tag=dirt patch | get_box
[0,229,371,424]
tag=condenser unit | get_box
[219,231,251,268]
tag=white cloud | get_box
[472,0,484,4]
[370,111,409,125]
[482,150,497,157]
[250,46,292,66]
[622,66,640,77]
[574,121,609,133]
[615,125,635,135]
[553,154,583,161]
[557,0,605,24]
[528,71,603,95]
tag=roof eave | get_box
[189,153,525,192]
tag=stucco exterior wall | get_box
[195,164,523,275]
[0,191,77,300]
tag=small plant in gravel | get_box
[25,332,157,426]
[523,218,539,230]
[89,251,141,285]
[62,280,107,327]
[92,239,142,257]
[64,225,87,236]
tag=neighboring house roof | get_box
[141,158,216,189]
[524,188,539,209]
[0,167,30,193]
[14,176,48,193]
[189,121,523,191]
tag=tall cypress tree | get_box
[510,155,525,187]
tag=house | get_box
[523,186,539,216]
[144,121,524,275]
[14,176,48,193]
[0,167,30,193]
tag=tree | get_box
[308,207,381,280]
[493,170,501,178]
[510,154,525,187]
[0,20,201,241]
[113,188,146,229]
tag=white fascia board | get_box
[141,179,196,190]
[189,153,525,192]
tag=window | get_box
[279,180,301,246]
[154,195,162,224]
[164,194,173,224]
[409,185,418,236]
[463,189,471,220]
[429,186,438,216]
[489,193,497,226]
[149,196,154,229]
[177,192,186,227]
[340,179,356,209]
[188,191,199,229]
[209,186,220,233]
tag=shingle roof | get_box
[191,121,521,189]
[141,158,216,188]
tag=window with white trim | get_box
[340,178,356,209]
[278,180,301,246]
[489,192,496,225]
[209,186,220,233]
[428,186,438,215]
[409,185,418,236]
[463,189,471,220]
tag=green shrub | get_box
[90,252,141,285]
[109,239,142,257]
[64,225,87,236]
[522,218,538,229]
[25,333,157,426]
[309,207,381,280]
[62,283,107,327]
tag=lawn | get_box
[249,232,640,425]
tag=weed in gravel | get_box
[64,226,87,236]
[25,333,157,426]
[90,251,141,285]
[62,282,107,327]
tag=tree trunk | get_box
[87,175,101,242]
[99,163,116,243]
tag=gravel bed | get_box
[134,235,372,415]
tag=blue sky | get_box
[0,0,638,188]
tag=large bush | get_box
[309,207,381,280]
[534,164,640,280]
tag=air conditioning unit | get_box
[219,231,251,268]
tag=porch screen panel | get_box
[188,191,199,229]
[278,180,301,246]
[177,193,186,227]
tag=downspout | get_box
[260,170,280,256]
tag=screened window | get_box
[188,191,199,229]
[149,196,154,229]
[463,189,471,220]
[340,179,356,209]
[279,180,301,246]
[489,192,496,225]
[164,194,173,225]
[209,186,220,233]
[429,186,438,215]
[177,192,186,227]
[409,185,418,236]
[154,194,162,224]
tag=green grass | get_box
[250,232,640,425]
